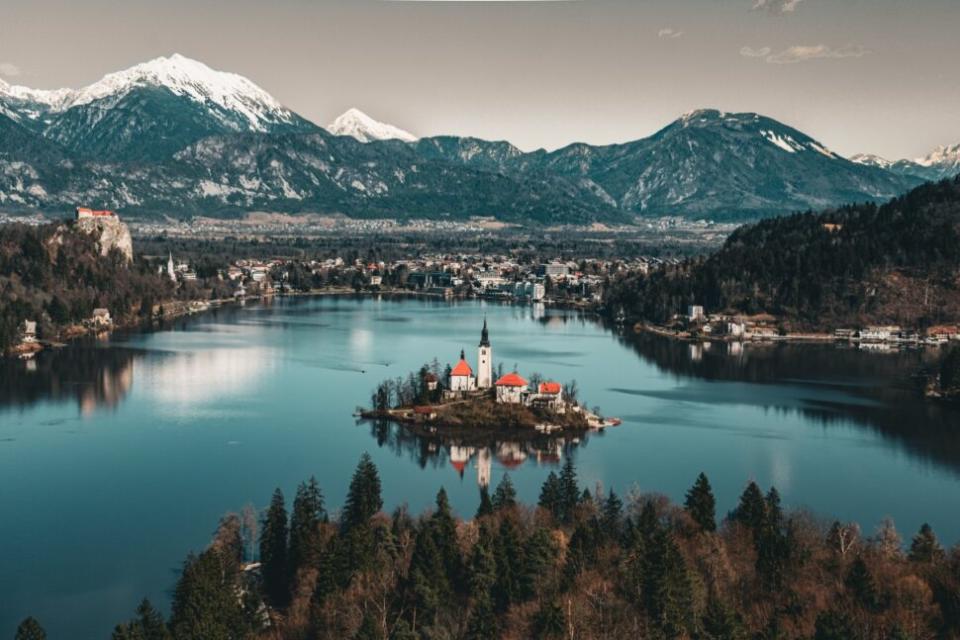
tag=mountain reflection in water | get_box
[616,332,960,476]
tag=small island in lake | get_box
[360,319,619,435]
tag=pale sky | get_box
[1,0,958,159]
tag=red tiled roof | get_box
[451,359,473,377]
[451,460,467,474]
[414,405,434,414]
[495,372,528,387]
[539,381,562,394]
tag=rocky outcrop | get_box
[74,216,133,262]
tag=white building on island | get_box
[449,350,476,392]
[494,372,528,404]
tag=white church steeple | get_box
[477,318,493,389]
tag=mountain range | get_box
[0,54,956,225]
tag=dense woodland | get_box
[14,455,960,640]
[0,222,233,351]
[605,176,960,329]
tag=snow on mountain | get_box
[915,143,960,169]
[327,108,417,143]
[850,153,894,169]
[0,54,300,130]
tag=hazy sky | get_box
[1,0,958,159]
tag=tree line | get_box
[604,176,960,330]
[14,454,960,640]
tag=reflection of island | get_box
[362,417,592,487]
[618,331,960,476]
[361,319,618,433]
[0,342,136,414]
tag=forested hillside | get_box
[15,455,960,640]
[605,176,960,329]
[0,222,226,351]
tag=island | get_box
[359,319,619,436]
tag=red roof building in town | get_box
[495,372,528,387]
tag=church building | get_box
[447,320,495,394]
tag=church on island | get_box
[446,320,565,412]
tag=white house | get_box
[688,305,705,322]
[495,372,528,404]
[21,320,37,343]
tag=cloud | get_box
[0,62,21,77]
[739,46,771,58]
[752,0,804,14]
[741,44,869,64]
[658,27,683,39]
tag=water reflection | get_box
[362,418,590,487]
[617,332,960,475]
[0,344,136,415]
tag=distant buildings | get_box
[75,207,116,220]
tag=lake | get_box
[2,296,959,638]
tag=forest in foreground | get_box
[13,455,960,640]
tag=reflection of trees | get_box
[0,343,136,413]
[360,418,590,487]
[618,331,960,475]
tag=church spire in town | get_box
[480,317,490,347]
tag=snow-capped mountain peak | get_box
[327,108,417,143]
[914,143,960,168]
[850,153,894,169]
[0,53,299,130]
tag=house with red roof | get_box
[449,349,476,392]
[494,371,528,404]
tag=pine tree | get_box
[14,618,46,640]
[288,476,325,583]
[407,523,446,628]
[465,532,498,640]
[431,488,464,593]
[601,489,623,540]
[520,527,556,601]
[814,610,855,640]
[908,522,945,563]
[701,592,744,640]
[259,488,289,606]
[643,528,693,637]
[532,601,567,639]
[493,517,525,611]
[558,457,580,523]
[538,471,562,519]
[112,599,171,640]
[476,485,494,518]
[846,556,880,611]
[342,453,383,534]
[731,481,766,534]
[684,472,717,532]
[492,474,517,511]
[170,549,248,640]
[636,500,659,544]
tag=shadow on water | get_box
[614,330,960,476]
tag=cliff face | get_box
[74,216,133,262]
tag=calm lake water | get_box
[2,296,959,638]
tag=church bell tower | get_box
[477,319,493,389]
